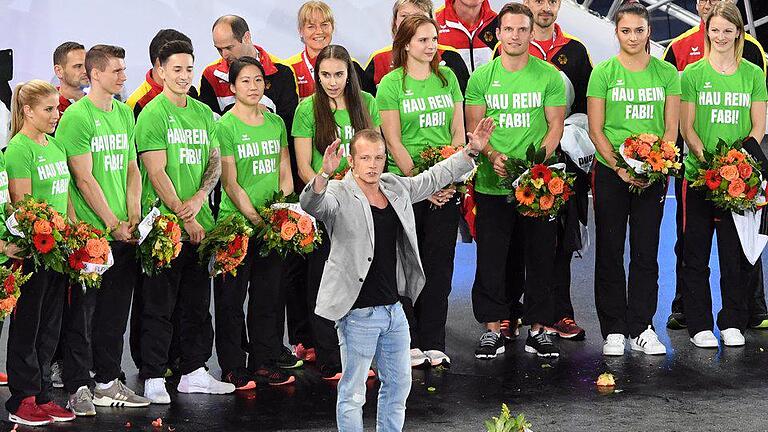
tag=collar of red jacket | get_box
[543,23,570,49]
[144,69,163,94]
[444,0,496,31]
[214,44,278,76]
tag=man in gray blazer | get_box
[300,120,493,432]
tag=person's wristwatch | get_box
[466,147,480,159]
[319,171,331,180]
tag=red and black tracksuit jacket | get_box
[285,49,370,99]
[436,0,498,72]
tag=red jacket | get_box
[285,48,368,99]
[126,69,163,119]
[436,0,498,72]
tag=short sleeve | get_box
[124,107,137,161]
[363,92,382,127]
[753,67,768,102]
[445,68,463,103]
[544,68,567,107]
[55,108,92,157]
[681,67,696,103]
[216,120,235,157]
[277,116,289,148]
[587,64,608,99]
[5,142,32,179]
[664,62,682,96]
[135,109,167,153]
[375,73,401,111]
[206,108,219,149]
[291,99,315,139]
[465,69,486,106]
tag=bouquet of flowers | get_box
[501,145,575,218]
[332,166,350,180]
[412,144,472,192]
[5,196,68,273]
[136,208,183,276]
[615,133,682,193]
[257,193,322,258]
[0,264,32,319]
[64,221,113,291]
[198,214,253,277]
[691,138,765,213]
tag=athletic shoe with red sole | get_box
[294,344,317,362]
[37,401,75,422]
[8,396,53,426]
[0,372,8,385]
[253,366,295,386]
[549,318,586,340]
[224,368,257,391]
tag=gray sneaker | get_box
[51,361,64,389]
[67,386,96,416]
[93,379,150,407]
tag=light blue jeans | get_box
[335,302,412,432]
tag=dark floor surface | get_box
[1,190,768,431]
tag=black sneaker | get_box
[276,346,304,369]
[749,313,768,329]
[223,367,256,390]
[320,364,342,381]
[525,329,560,358]
[666,312,687,330]
[252,366,295,386]
[474,331,506,359]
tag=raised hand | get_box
[321,138,343,176]
[466,117,496,153]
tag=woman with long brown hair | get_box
[292,44,380,379]
[377,14,465,369]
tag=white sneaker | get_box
[602,334,626,356]
[177,367,236,394]
[720,328,745,347]
[409,348,430,368]
[423,350,451,367]
[143,378,171,405]
[630,326,667,355]
[690,330,719,348]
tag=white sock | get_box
[96,381,114,390]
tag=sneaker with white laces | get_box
[423,350,451,367]
[409,348,430,368]
[50,361,64,389]
[67,386,96,417]
[602,334,626,356]
[630,326,667,355]
[177,367,236,394]
[525,329,560,358]
[690,330,719,348]
[144,378,171,404]
[93,379,150,407]
[474,331,506,359]
[720,328,746,347]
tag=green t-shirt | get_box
[56,96,137,238]
[292,91,381,173]
[682,59,768,180]
[135,93,218,231]
[5,133,70,215]
[217,111,288,225]
[0,153,10,265]
[376,66,463,175]
[587,56,681,167]
[466,56,566,195]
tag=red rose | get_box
[273,209,289,230]
[746,186,759,200]
[738,162,753,179]
[530,164,552,183]
[4,273,15,296]
[165,221,176,235]
[704,170,722,191]
[33,233,55,254]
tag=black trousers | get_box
[552,219,576,321]
[214,240,283,374]
[472,192,557,326]
[139,243,212,379]
[403,199,460,352]
[593,162,665,339]
[130,278,184,371]
[61,243,137,393]
[680,182,755,335]
[6,263,66,413]
[306,226,341,368]
[280,254,311,347]
[672,176,767,317]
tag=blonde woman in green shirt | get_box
[377,14,465,368]
[587,2,680,357]
[4,80,75,426]
[679,1,768,349]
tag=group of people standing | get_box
[2,0,767,430]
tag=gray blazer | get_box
[299,150,476,321]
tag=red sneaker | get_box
[293,344,317,362]
[0,372,8,385]
[500,319,520,339]
[37,401,76,422]
[549,317,586,340]
[8,396,52,426]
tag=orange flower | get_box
[719,165,739,182]
[738,162,753,179]
[51,213,66,231]
[440,145,459,159]
[169,225,182,243]
[33,220,52,235]
[728,178,746,197]
[85,238,108,258]
[636,143,651,158]
[0,296,17,313]
[515,186,535,206]
[727,149,745,163]
[297,215,313,235]
[638,133,659,144]
[300,234,315,248]
[548,177,565,195]
[281,222,298,241]
[648,151,664,171]
[89,256,105,265]
[539,194,555,210]
[173,242,182,257]
[661,141,677,159]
